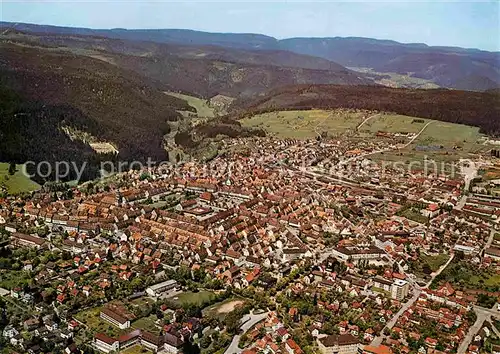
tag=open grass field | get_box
[168,290,216,306]
[413,120,482,147]
[132,314,161,334]
[398,208,428,224]
[349,67,440,89]
[359,114,430,134]
[241,109,366,139]
[433,260,500,292]
[420,254,450,272]
[468,273,500,287]
[0,163,40,194]
[166,92,215,118]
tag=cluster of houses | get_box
[1,135,500,353]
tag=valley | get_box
[0,10,499,354]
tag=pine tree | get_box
[8,162,15,175]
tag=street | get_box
[457,305,500,354]
[225,311,269,354]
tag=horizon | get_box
[1,20,499,54]
[1,1,499,52]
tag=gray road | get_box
[225,312,269,354]
[371,288,422,346]
[457,305,500,354]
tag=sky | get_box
[1,0,499,51]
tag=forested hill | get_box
[0,43,193,182]
[2,22,498,91]
[234,85,500,136]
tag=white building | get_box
[146,279,178,297]
[100,308,130,329]
[94,333,119,353]
[391,279,409,300]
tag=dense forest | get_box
[0,86,105,183]
[0,44,196,183]
[235,85,500,135]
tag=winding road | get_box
[225,311,269,354]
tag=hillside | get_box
[234,85,500,135]
[279,37,500,91]
[0,29,373,98]
[2,22,498,91]
[0,42,193,182]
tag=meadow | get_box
[241,109,366,139]
[0,163,40,194]
[166,92,215,118]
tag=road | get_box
[371,289,422,346]
[456,159,479,210]
[425,253,455,288]
[371,252,454,346]
[341,120,433,166]
[225,312,269,354]
[483,228,496,252]
[356,114,380,131]
[401,121,433,149]
[457,305,500,354]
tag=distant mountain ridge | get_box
[0,27,372,98]
[1,21,499,91]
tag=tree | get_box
[8,162,15,175]
[225,311,242,334]
[200,335,212,349]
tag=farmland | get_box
[241,109,367,139]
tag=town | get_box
[1,134,500,354]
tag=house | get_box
[163,331,185,353]
[318,334,361,354]
[485,247,500,261]
[363,345,393,354]
[23,317,39,331]
[436,282,455,297]
[2,325,19,339]
[421,204,440,218]
[373,277,392,292]
[286,338,304,354]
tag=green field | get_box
[349,67,440,89]
[132,314,161,334]
[420,254,450,272]
[166,92,215,118]
[168,290,216,306]
[398,208,428,224]
[241,109,366,139]
[0,163,40,194]
[359,114,430,134]
[433,260,500,291]
[414,120,482,147]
